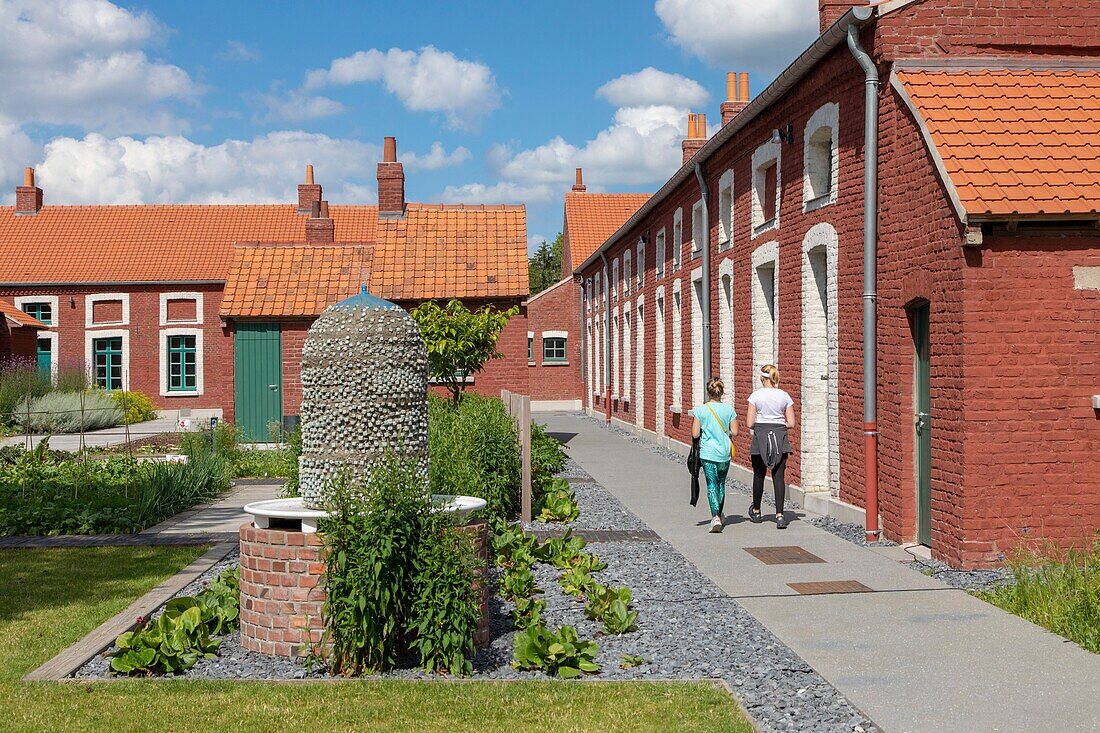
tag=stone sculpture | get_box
[298,287,429,510]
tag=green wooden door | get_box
[36,338,52,378]
[913,303,932,547]
[234,323,282,442]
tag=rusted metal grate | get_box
[744,546,826,565]
[788,580,873,595]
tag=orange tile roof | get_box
[221,244,372,318]
[0,202,527,304]
[564,192,650,268]
[896,67,1100,219]
[0,299,46,329]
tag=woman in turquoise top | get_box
[691,377,739,533]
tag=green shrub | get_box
[14,390,123,433]
[320,454,480,676]
[111,390,158,425]
[109,567,239,675]
[54,361,89,393]
[511,595,545,630]
[500,564,541,601]
[535,478,579,523]
[530,422,566,499]
[429,394,520,525]
[512,623,600,678]
[0,358,50,425]
[977,537,1100,653]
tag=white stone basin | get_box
[244,494,487,534]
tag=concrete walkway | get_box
[141,480,282,537]
[0,416,182,450]
[543,413,1100,733]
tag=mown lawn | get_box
[1,546,755,733]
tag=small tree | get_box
[411,299,518,403]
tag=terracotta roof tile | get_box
[0,202,527,303]
[0,299,46,329]
[896,68,1100,218]
[564,192,650,268]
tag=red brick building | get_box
[576,0,1100,567]
[0,299,45,365]
[527,169,647,410]
[0,140,529,440]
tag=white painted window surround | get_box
[159,291,205,326]
[691,200,704,257]
[84,328,130,391]
[586,321,594,396]
[803,103,840,212]
[85,292,130,328]
[622,303,632,403]
[671,278,683,410]
[718,170,733,250]
[612,258,619,298]
[637,239,645,287]
[690,268,704,407]
[624,250,632,296]
[672,208,683,268]
[35,331,59,381]
[751,140,782,236]
[159,327,205,397]
[801,223,841,495]
[656,228,667,277]
[751,241,780,375]
[14,295,59,325]
[635,295,645,428]
[718,258,735,404]
[612,306,620,399]
[655,287,666,435]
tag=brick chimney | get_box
[572,167,586,192]
[297,164,322,215]
[377,136,405,218]
[306,200,335,244]
[682,113,707,165]
[16,167,42,216]
[820,0,867,33]
[720,72,751,126]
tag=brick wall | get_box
[0,324,38,361]
[280,320,310,417]
[527,277,583,404]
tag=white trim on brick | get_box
[159,327,205,397]
[655,286,666,437]
[635,295,645,429]
[542,329,569,339]
[637,239,645,287]
[671,278,683,411]
[803,102,840,212]
[751,140,782,237]
[672,208,683,269]
[85,292,130,328]
[612,305,620,399]
[623,250,632,297]
[85,328,130,392]
[159,291,204,326]
[718,257,735,404]
[801,223,840,495]
[622,304,632,403]
[690,267,704,407]
[691,199,704,258]
[656,227,667,278]
[35,330,58,381]
[751,241,779,376]
[718,169,733,250]
[612,258,619,299]
[14,295,59,327]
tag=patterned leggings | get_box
[701,459,730,517]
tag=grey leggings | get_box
[751,453,787,515]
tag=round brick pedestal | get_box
[238,519,490,658]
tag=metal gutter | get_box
[574,5,876,275]
[0,280,226,287]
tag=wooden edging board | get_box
[24,539,237,682]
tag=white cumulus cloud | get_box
[654,0,818,79]
[596,67,709,108]
[33,132,469,206]
[302,46,503,130]
[0,0,201,134]
[440,181,556,206]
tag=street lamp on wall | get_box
[771,123,794,145]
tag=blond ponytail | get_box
[761,364,780,387]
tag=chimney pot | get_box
[377,136,405,217]
[319,200,330,218]
[298,165,322,215]
[682,114,706,164]
[305,164,314,185]
[383,136,397,163]
[726,72,737,102]
[739,73,750,102]
[24,167,34,187]
[306,199,335,244]
[697,114,707,139]
[311,200,321,218]
[572,167,586,192]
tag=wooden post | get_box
[519,394,532,524]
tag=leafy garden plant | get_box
[411,299,518,403]
[536,479,579,524]
[513,623,600,678]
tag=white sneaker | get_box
[709,517,724,533]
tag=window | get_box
[672,209,683,268]
[691,200,704,257]
[21,302,52,325]
[167,335,197,391]
[718,170,733,250]
[612,258,619,298]
[751,140,781,235]
[804,103,839,211]
[93,337,123,391]
[656,229,666,278]
[623,250,632,296]
[543,334,567,363]
[637,239,645,287]
[528,333,534,363]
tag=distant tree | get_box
[411,299,519,403]
[528,233,564,295]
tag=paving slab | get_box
[544,413,1100,733]
[142,481,281,536]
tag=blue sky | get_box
[0,0,820,252]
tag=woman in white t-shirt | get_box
[746,364,795,529]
